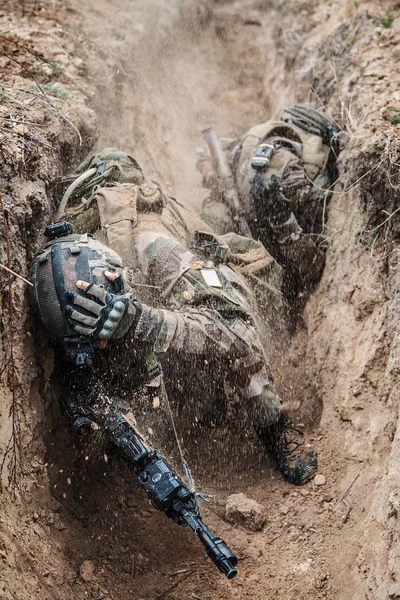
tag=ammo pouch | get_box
[189,230,228,263]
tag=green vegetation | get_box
[28,59,63,83]
[0,87,6,103]
[391,111,400,125]
[27,84,70,98]
[381,13,394,28]
[320,208,363,246]
[320,207,396,256]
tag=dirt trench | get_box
[1,0,400,599]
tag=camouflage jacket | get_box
[66,181,283,428]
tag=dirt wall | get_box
[1,1,400,599]
[0,3,96,597]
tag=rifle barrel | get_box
[202,127,253,239]
[202,128,231,180]
[182,510,238,579]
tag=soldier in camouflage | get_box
[197,105,340,298]
[49,149,317,485]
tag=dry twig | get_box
[267,533,281,545]
[336,458,367,523]
[0,262,33,286]
[0,116,45,127]
[338,458,367,502]
[155,570,193,599]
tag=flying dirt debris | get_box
[28,143,318,577]
[2,1,400,600]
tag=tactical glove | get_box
[65,282,138,340]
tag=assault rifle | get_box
[60,395,238,579]
[202,127,252,239]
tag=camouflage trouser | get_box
[131,231,282,428]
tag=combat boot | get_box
[256,417,317,485]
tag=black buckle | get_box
[251,142,276,171]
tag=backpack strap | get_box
[56,167,98,219]
[93,183,138,267]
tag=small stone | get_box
[152,397,160,409]
[322,491,334,503]
[280,505,289,515]
[41,65,53,77]
[225,493,266,531]
[126,495,138,508]
[80,560,96,582]
[182,291,193,302]
[50,498,61,513]
[315,474,326,486]
[300,489,310,497]
[55,518,66,531]
[31,460,45,474]
[392,47,400,61]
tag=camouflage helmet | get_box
[29,223,130,360]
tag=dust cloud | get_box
[73,0,286,211]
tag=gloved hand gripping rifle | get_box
[202,127,252,239]
[60,395,238,579]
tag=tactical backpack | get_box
[237,105,339,237]
[56,148,145,220]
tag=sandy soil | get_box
[1,0,400,599]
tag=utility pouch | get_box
[189,230,228,263]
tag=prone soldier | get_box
[29,149,318,573]
[197,105,340,297]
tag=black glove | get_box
[65,282,138,340]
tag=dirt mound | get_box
[1,0,400,599]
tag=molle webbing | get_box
[95,184,138,266]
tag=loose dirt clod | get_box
[314,474,326,486]
[80,559,96,582]
[225,493,266,531]
[2,1,400,600]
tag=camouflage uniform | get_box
[131,229,281,428]
[197,105,339,290]
[52,149,318,484]
[63,170,284,430]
